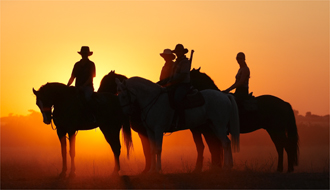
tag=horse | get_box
[99,71,225,172]
[33,82,132,178]
[190,67,299,172]
[116,76,240,172]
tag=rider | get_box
[164,44,191,127]
[223,52,250,107]
[158,48,176,87]
[67,46,96,101]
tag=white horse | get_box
[116,77,240,172]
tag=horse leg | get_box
[222,137,233,168]
[285,145,294,173]
[203,130,223,170]
[146,129,158,173]
[190,129,204,172]
[211,124,233,169]
[138,133,151,173]
[56,128,68,178]
[100,126,121,175]
[154,131,164,173]
[267,129,285,172]
[68,132,77,178]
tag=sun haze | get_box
[1,1,329,117]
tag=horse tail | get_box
[122,115,133,159]
[286,102,299,166]
[228,94,240,152]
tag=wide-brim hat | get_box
[172,44,188,54]
[78,46,93,56]
[160,49,175,60]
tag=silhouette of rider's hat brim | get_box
[78,46,93,56]
[160,49,176,60]
[172,44,188,54]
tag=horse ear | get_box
[33,88,38,96]
[197,67,201,71]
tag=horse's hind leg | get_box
[211,125,233,168]
[267,129,285,172]
[203,131,223,169]
[69,132,77,178]
[100,126,121,175]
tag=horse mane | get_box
[190,68,220,91]
[38,82,68,93]
[37,82,74,100]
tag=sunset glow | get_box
[1,0,328,118]
[1,1,329,171]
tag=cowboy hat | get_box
[78,46,93,56]
[160,49,175,60]
[172,44,188,54]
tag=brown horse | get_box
[33,82,132,178]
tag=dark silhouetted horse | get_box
[33,82,132,178]
[190,67,299,172]
[99,71,227,172]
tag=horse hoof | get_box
[287,168,294,173]
[192,169,202,173]
[277,168,283,173]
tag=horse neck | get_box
[98,73,128,93]
[44,83,73,106]
[192,72,220,91]
[128,77,162,105]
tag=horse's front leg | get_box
[138,133,151,173]
[59,135,67,178]
[146,129,157,173]
[190,129,204,172]
[154,130,164,173]
[69,132,77,178]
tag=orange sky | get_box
[1,0,329,117]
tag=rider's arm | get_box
[224,67,249,93]
[67,73,75,86]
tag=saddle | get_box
[242,92,258,111]
[168,87,205,110]
[167,86,205,132]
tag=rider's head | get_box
[160,49,175,61]
[236,52,246,64]
[78,46,93,59]
[172,44,188,58]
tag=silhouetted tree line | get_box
[294,110,329,123]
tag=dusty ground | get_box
[1,168,329,189]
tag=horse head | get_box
[98,71,128,94]
[33,86,53,125]
[33,82,68,125]
[190,67,220,91]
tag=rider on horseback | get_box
[67,46,96,100]
[158,49,176,86]
[223,52,250,108]
[67,46,96,122]
[162,44,191,127]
